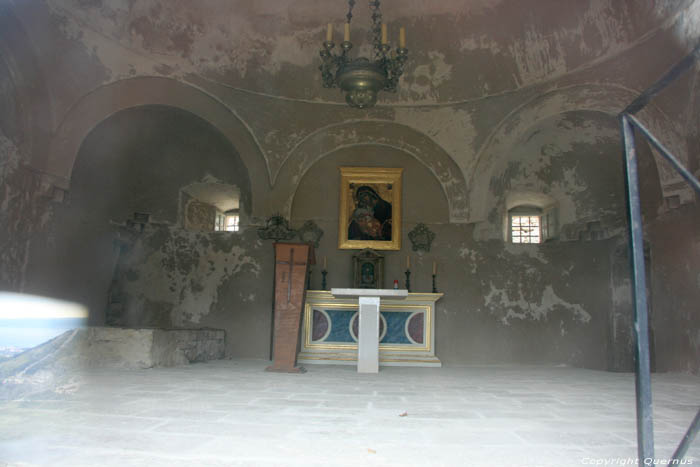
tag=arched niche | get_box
[469,84,685,224]
[290,144,449,289]
[67,105,252,222]
[272,120,468,222]
[29,105,252,323]
[45,76,268,215]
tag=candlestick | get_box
[432,274,437,293]
[307,267,312,290]
[326,23,333,42]
[404,269,411,292]
[381,24,388,44]
[344,23,350,42]
[321,269,328,290]
[399,27,406,48]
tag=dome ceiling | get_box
[36,0,697,105]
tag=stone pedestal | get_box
[358,296,380,373]
[330,288,408,373]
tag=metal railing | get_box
[619,43,700,463]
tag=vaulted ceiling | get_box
[1,0,699,221]
[6,0,699,104]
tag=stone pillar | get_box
[358,296,380,373]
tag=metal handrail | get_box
[619,42,700,464]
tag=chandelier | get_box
[319,0,408,109]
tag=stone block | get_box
[85,327,225,369]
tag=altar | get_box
[296,290,443,367]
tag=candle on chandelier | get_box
[344,23,350,42]
[399,26,406,48]
[326,23,333,42]
[381,23,388,44]
[432,261,437,275]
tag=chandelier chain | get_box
[346,0,356,24]
[369,0,383,60]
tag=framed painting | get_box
[338,167,403,250]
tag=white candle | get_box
[323,256,327,270]
[326,23,333,42]
[432,261,437,275]
[399,27,406,48]
[406,256,410,269]
[344,23,350,42]
[381,24,388,45]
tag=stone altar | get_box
[297,290,442,369]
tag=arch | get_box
[468,83,688,223]
[271,120,468,222]
[45,76,269,215]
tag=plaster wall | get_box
[648,206,700,374]
[290,144,611,368]
[1,1,699,371]
[113,226,272,359]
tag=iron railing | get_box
[619,42,700,463]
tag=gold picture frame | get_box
[338,167,403,250]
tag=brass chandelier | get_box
[319,0,408,109]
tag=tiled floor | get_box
[0,360,698,466]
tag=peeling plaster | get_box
[404,51,453,101]
[509,27,568,87]
[119,227,261,325]
[46,0,322,88]
[503,243,550,265]
[0,132,58,291]
[507,0,632,87]
[485,282,591,325]
[460,35,503,54]
[28,0,693,110]
[0,133,21,187]
[458,246,479,273]
[394,106,477,173]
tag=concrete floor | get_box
[0,360,698,467]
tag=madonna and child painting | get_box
[338,167,402,251]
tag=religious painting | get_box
[338,167,403,250]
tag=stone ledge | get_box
[87,327,225,369]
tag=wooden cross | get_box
[276,247,307,303]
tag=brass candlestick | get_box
[404,269,411,292]
[432,274,437,293]
[322,269,328,290]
